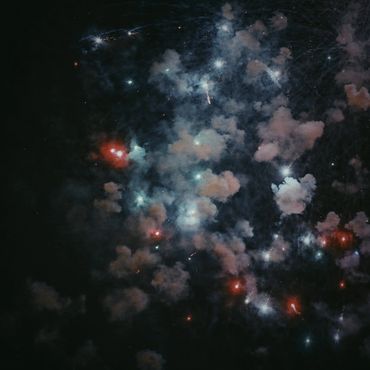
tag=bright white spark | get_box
[290,303,300,315]
[262,251,270,261]
[266,67,282,87]
[214,59,225,69]
[302,233,313,246]
[333,332,340,343]
[136,195,145,206]
[280,166,291,176]
[201,80,212,105]
[94,36,103,45]
[221,24,229,32]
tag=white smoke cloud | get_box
[94,182,122,213]
[336,252,360,271]
[30,281,70,312]
[221,3,234,21]
[345,212,370,239]
[109,246,160,278]
[254,107,324,162]
[263,236,290,263]
[151,262,190,302]
[316,212,340,234]
[169,128,227,162]
[270,12,288,30]
[344,84,370,110]
[104,287,149,320]
[272,174,317,215]
[137,350,165,370]
[176,197,218,230]
[346,212,370,256]
[235,219,254,238]
[197,169,240,202]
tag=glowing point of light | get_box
[259,303,271,314]
[150,229,162,240]
[302,234,312,246]
[263,251,270,261]
[331,162,335,166]
[266,68,282,87]
[165,68,170,73]
[305,337,311,345]
[339,280,346,289]
[315,251,323,259]
[186,314,192,322]
[327,55,332,60]
[290,303,300,314]
[94,36,103,45]
[100,141,129,169]
[136,195,145,206]
[214,59,225,69]
[273,234,279,240]
[127,79,133,85]
[280,166,291,176]
[155,245,159,250]
[287,297,302,316]
[194,139,200,146]
[221,24,229,32]
[334,332,340,343]
[194,173,202,180]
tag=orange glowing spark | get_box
[286,297,302,316]
[150,229,163,241]
[99,140,129,169]
[319,230,354,249]
[228,278,245,295]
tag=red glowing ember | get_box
[339,280,346,289]
[286,296,302,316]
[185,314,192,322]
[228,278,245,295]
[319,230,354,249]
[150,229,163,241]
[99,140,129,169]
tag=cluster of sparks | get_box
[72,2,370,356]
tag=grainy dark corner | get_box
[4,1,370,369]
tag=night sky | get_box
[4,1,370,369]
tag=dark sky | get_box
[4,1,370,370]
